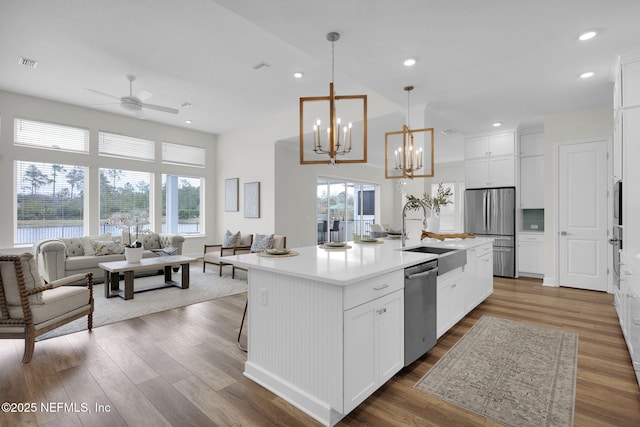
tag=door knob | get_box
[560,231,569,236]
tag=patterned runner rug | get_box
[415,315,578,427]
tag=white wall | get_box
[542,104,613,285]
[0,90,216,257]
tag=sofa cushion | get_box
[91,240,125,256]
[0,253,45,305]
[251,234,274,252]
[8,285,90,325]
[140,233,161,250]
[61,237,85,257]
[223,230,240,247]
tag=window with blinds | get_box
[99,131,155,161]
[162,175,202,235]
[162,142,205,167]
[14,118,89,152]
[15,161,85,244]
[99,168,152,235]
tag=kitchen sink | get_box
[403,246,467,275]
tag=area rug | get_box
[37,265,247,340]
[415,315,578,427]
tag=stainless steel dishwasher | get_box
[404,259,438,366]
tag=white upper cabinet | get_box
[520,156,544,208]
[465,132,515,159]
[465,131,517,189]
[520,132,544,157]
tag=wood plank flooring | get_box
[1,277,639,426]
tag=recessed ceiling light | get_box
[580,71,595,79]
[185,120,192,124]
[578,31,597,41]
[293,72,303,78]
[492,122,502,127]
[403,58,416,67]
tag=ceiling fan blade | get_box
[141,102,179,114]
[85,88,120,100]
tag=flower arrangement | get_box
[405,183,453,215]
[107,212,150,248]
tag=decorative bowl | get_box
[325,242,347,247]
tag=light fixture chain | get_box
[407,89,411,128]
[331,38,335,84]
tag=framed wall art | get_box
[244,182,260,218]
[225,178,239,212]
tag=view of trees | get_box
[18,164,84,221]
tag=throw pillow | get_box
[90,240,124,256]
[81,233,112,256]
[251,233,274,252]
[223,230,241,248]
[0,253,45,306]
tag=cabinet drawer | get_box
[519,234,544,243]
[476,244,493,257]
[344,270,403,310]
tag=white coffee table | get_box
[99,255,196,300]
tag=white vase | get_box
[124,246,144,263]
[426,213,440,233]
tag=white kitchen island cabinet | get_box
[224,238,493,426]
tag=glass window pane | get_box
[99,168,152,235]
[16,161,85,244]
[162,175,202,235]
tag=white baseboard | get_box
[542,276,557,287]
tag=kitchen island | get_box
[224,237,493,426]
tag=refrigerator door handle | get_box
[482,191,488,232]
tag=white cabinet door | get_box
[465,135,489,159]
[464,248,479,312]
[437,268,465,338]
[343,289,404,413]
[477,250,494,299]
[465,158,489,188]
[518,235,544,275]
[488,132,515,156]
[520,156,544,208]
[520,133,544,156]
[489,156,516,187]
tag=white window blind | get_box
[14,118,89,152]
[15,161,85,243]
[99,132,155,161]
[162,142,205,167]
[99,168,152,232]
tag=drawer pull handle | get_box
[377,308,387,315]
[374,284,389,291]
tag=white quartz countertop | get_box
[223,237,493,286]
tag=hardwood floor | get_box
[1,277,639,426]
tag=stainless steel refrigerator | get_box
[464,187,516,277]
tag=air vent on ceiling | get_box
[19,57,38,68]
[441,129,456,135]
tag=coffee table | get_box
[99,255,196,300]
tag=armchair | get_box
[203,233,253,276]
[0,254,94,363]
[232,234,286,279]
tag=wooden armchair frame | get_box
[203,234,253,276]
[0,255,94,363]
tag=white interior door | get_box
[558,140,608,291]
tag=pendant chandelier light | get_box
[299,32,368,165]
[385,85,434,179]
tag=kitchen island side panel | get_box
[246,268,345,415]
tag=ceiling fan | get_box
[87,75,179,115]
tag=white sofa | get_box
[34,232,184,283]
